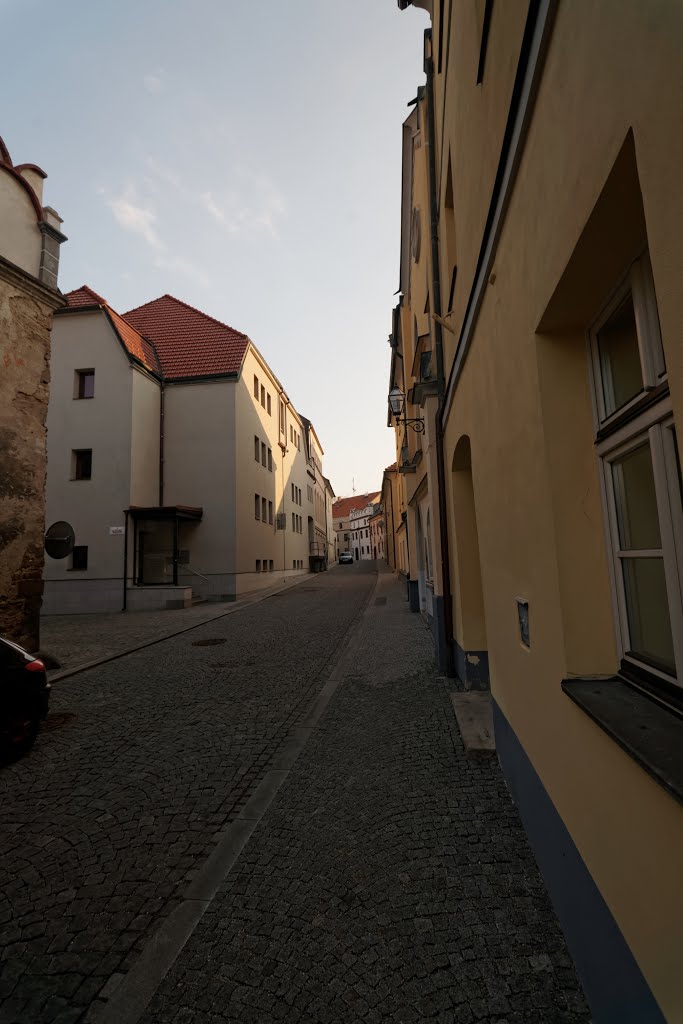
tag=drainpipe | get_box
[122,510,129,612]
[425,31,455,676]
[159,382,165,507]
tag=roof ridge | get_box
[63,284,108,305]
[125,293,249,339]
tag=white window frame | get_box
[589,252,665,428]
[590,253,682,688]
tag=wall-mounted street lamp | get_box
[388,386,425,433]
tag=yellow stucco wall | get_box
[437,0,683,1016]
[235,346,311,592]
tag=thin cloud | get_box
[107,189,163,250]
[143,71,164,94]
[200,178,287,239]
[153,256,210,289]
[145,156,182,191]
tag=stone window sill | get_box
[562,676,683,806]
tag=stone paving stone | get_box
[0,568,375,1023]
[141,569,590,1024]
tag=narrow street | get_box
[1,565,589,1024]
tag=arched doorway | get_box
[451,436,489,689]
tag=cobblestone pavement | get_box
[140,569,590,1024]
[0,565,376,1024]
[39,573,312,675]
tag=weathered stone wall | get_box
[0,262,59,650]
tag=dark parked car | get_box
[0,636,50,762]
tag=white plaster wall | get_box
[44,311,133,610]
[163,379,236,597]
[130,369,161,506]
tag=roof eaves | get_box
[163,370,240,385]
[101,306,162,380]
[54,304,101,315]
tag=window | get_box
[255,494,260,520]
[254,435,260,462]
[290,425,293,443]
[262,497,267,522]
[268,500,273,525]
[71,545,88,570]
[292,512,296,532]
[268,448,272,472]
[73,449,92,480]
[269,559,274,571]
[344,533,349,541]
[591,253,682,687]
[293,559,296,569]
[254,375,259,399]
[291,483,295,502]
[267,394,271,416]
[261,442,267,467]
[262,560,267,572]
[279,399,285,435]
[255,559,261,572]
[261,385,266,408]
[75,370,94,399]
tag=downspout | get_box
[425,31,455,675]
[122,510,128,612]
[159,382,165,507]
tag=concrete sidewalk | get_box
[39,572,316,679]
[110,566,590,1024]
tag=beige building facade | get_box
[44,288,332,612]
[391,2,683,1020]
[332,492,381,562]
[0,136,66,649]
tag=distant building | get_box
[0,136,66,648]
[332,492,380,560]
[44,287,332,612]
[368,504,385,561]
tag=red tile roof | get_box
[384,462,398,472]
[63,285,108,309]
[124,294,249,381]
[61,288,249,382]
[61,287,159,374]
[332,492,381,518]
[106,307,160,374]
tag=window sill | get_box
[562,676,683,805]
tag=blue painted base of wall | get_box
[453,640,490,690]
[432,595,454,676]
[493,700,664,1024]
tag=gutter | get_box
[441,0,558,425]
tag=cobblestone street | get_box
[1,564,590,1024]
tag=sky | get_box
[2,0,428,497]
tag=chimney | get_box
[38,206,67,290]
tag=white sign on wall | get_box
[109,526,125,536]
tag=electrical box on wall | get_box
[517,599,530,647]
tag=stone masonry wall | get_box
[0,269,56,650]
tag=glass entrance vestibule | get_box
[128,506,203,586]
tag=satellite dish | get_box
[45,521,75,559]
